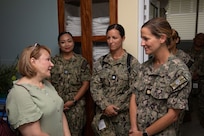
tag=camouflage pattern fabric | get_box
[175,49,192,65]
[92,113,116,136]
[175,49,194,71]
[194,51,204,124]
[174,49,194,136]
[90,52,140,136]
[188,47,204,62]
[133,55,191,136]
[51,53,91,136]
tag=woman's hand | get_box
[129,128,142,136]
[64,100,74,110]
[103,105,119,116]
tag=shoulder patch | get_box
[170,75,187,90]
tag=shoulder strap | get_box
[186,59,193,68]
[101,54,108,67]
[101,53,132,73]
[127,53,132,73]
[81,59,88,71]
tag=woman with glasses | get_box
[6,44,71,136]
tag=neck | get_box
[111,49,125,60]
[62,52,73,60]
[170,47,177,55]
[19,76,44,88]
[153,47,170,69]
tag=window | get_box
[166,0,204,40]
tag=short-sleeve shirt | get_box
[51,53,91,101]
[91,51,140,112]
[6,80,64,136]
[133,55,192,135]
[175,49,194,69]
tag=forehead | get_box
[107,29,120,35]
[60,33,72,39]
[141,27,152,35]
[39,49,50,57]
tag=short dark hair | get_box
[106,24,125,38]
[57,31,73,42]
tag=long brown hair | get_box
[142,17,172,46]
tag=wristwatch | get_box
[73,98,77,105]
[143,131,148,136]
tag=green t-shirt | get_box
[6,80,64,136]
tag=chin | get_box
[145,51,151,55]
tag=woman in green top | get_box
[6,44,71,136]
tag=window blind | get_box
[166,0,204,40]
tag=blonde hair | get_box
[18,44,51,78]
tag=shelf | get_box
[65,0,109,3]
[73,36,107,42]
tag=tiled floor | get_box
[180,97,204,136]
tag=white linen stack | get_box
[65,16,109,36]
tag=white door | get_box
[138,0,162,63]
[137,0,150,63]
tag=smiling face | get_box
[58,33,74,53]
[141,27,166,55]
[106,29,125,52]
[31,49,54,79]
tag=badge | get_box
[193,82,198,89]
[64,70,68,74]
[112,75,116,80]
[146,89,151,95]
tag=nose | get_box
[50,61,54,67]
[108,37,113,42]
[141,39,145,46]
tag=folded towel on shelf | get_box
[65,16,110,36]
[92,17,109,35]
[66,16,81,36]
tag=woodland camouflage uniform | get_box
[90,52,140,136]
[51,53,91,136]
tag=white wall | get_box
[118,0,139,59]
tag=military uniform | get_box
[193,51,204,128]
[51,53,91,136]
[174,49,194,136]
[175,49,194,71]
[132,55,191,136]
[188,48,204,127]
[90,52,140,136]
